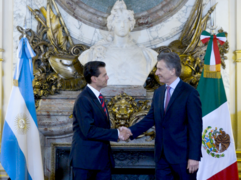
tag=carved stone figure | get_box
[78,0,158,85]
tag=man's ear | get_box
[171,68,176,76]
[91,76,96,83]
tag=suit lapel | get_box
[165,80,184,113]
[159,86,166,117]
[93,99,108,119]
[86,86,109,123]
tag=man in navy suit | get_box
[69,61,131,180]
[121,53,202,180]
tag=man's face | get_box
[113,13,130,37]
[95,67,109,89]
[155,60,175,85]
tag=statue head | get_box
[107,0,136,36]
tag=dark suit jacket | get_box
[69,86,118,170]
[130,80,202,164]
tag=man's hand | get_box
[118,126,133,141]
[187,159,199,173]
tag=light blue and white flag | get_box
[1,37,44,180]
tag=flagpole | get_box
[209,0,217,35]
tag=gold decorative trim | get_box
[0,58,3,61]
[0,175,9,178]
[234,50,241,63]
[13,80,18,87]
[0,164,9,178]
[236,151,241,164]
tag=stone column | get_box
[0,0,3,149]
[234,0,241,177]
[0,1,8,180]
[234,51,241,177]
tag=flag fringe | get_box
[204,64,221,72]
[203,64,221,79]
[203,71,221,79]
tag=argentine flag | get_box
[1,37,44,180]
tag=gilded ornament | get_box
[107,93,155,141]
[22,0,88,107]
[146,0,228,89]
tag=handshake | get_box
[118,127,133,141]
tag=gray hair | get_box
[157,52,182,77]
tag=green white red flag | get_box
[197,31,238,180]
[200,31,226,79]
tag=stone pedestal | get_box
[37,87,155,180]
[101,85,146,97]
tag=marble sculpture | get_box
[78,0,158,85]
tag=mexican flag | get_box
[197,31,239,180]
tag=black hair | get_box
[83,61,106,84]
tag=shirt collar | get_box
[166,77,180,90]
[87,84,100,99]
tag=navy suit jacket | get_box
[69,86,118,170]
[130,80,202,164]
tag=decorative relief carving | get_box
[22,0,88,107]
[113,150,146,167]
[56,0,188,31]
[107,93,155,141]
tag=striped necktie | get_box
[164,86,171,112]
[99,93,107,116]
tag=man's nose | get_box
[120,21,124,27]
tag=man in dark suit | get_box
[69,61,129,180]
[120,52,202,180]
